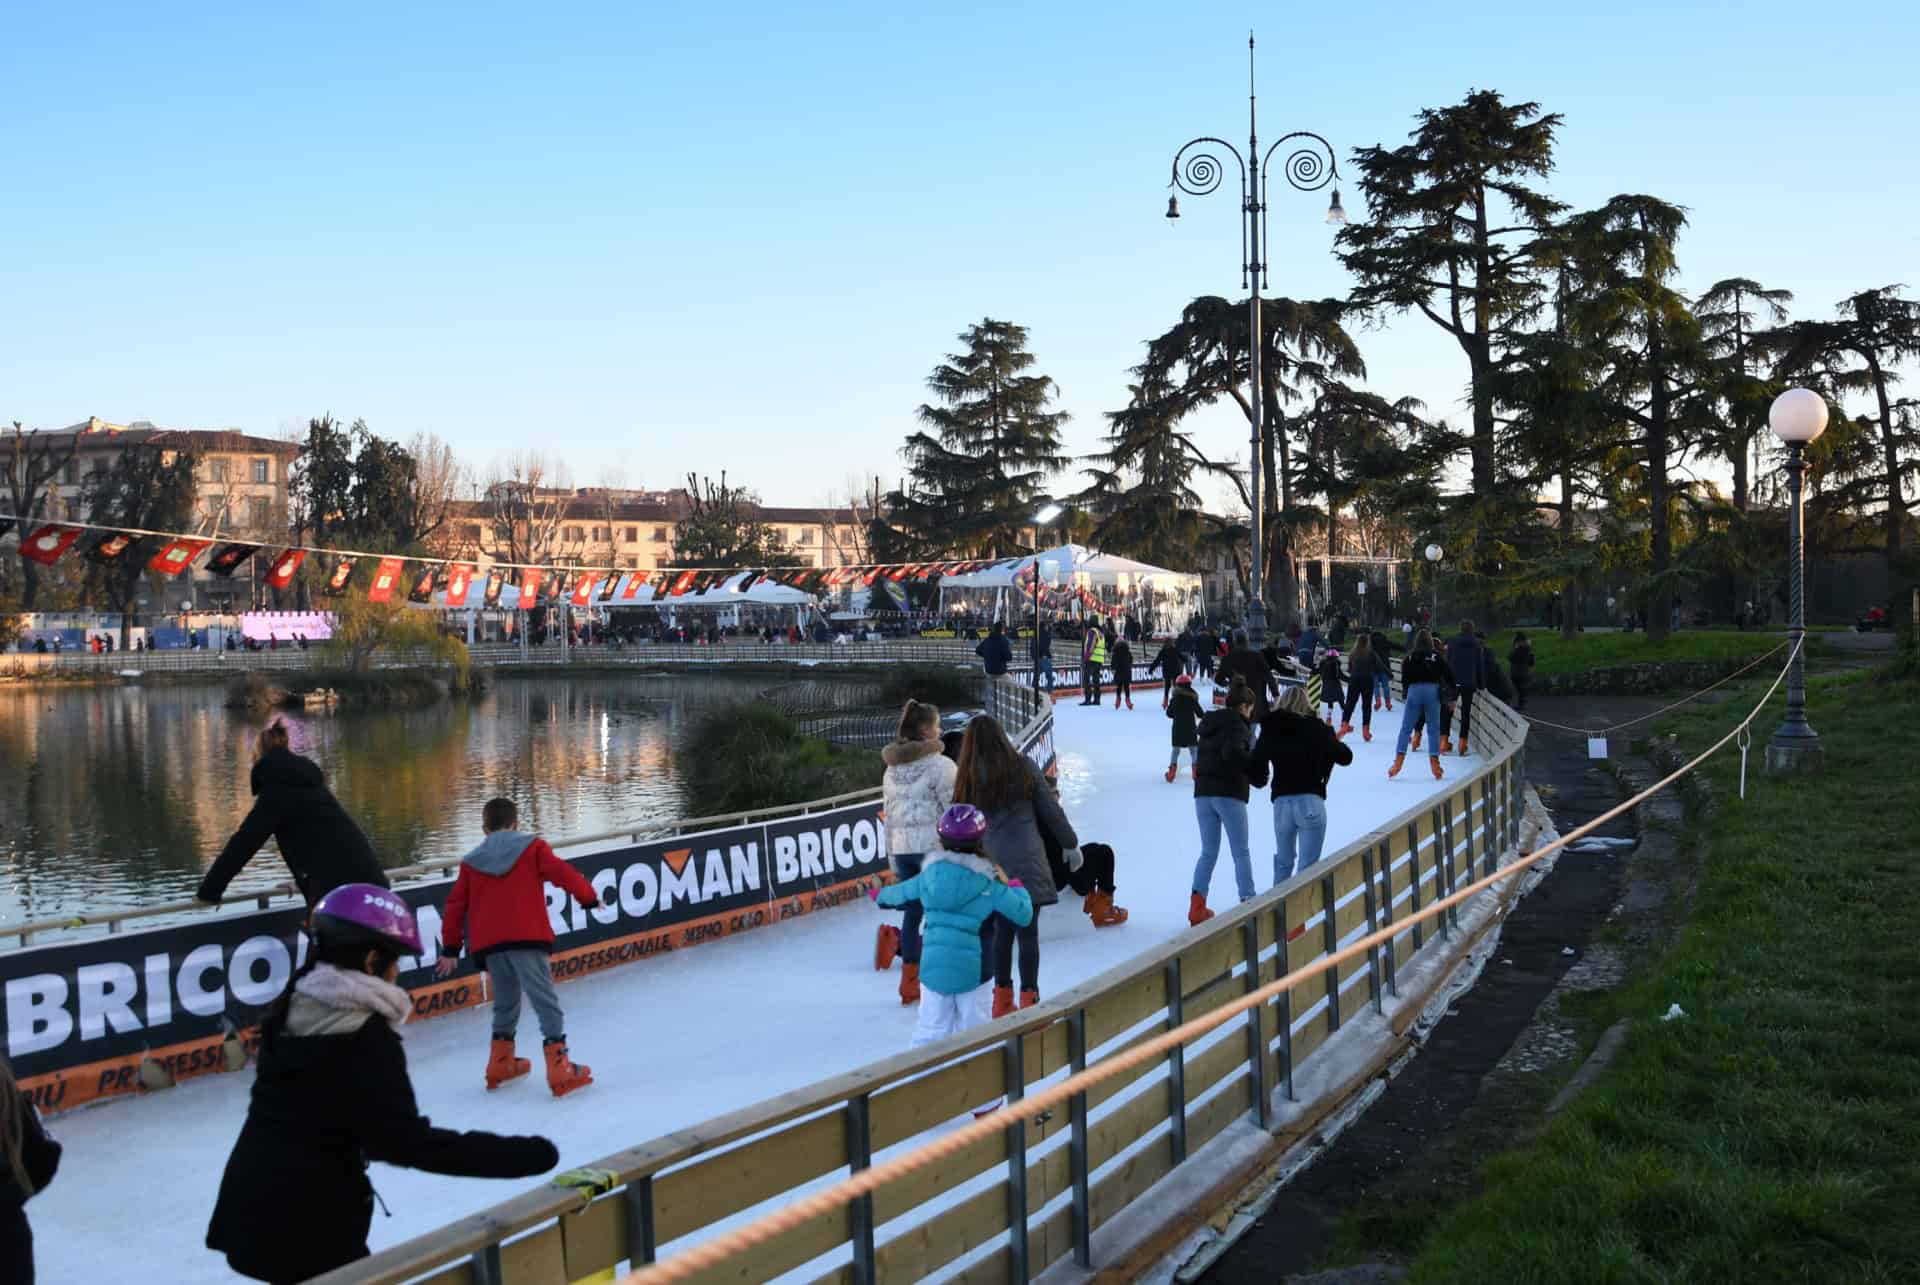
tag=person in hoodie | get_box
[208,884,557,1283]
[198,721,388,907]
[873,804,1033,1048]
[435,798,599,1097]
[1443,619,1489,755]
[1316,647,1346,729]
[1188,677,1267,924]
[1252,685,1354,881]
[874,700,958,1005]
[1164,672,1203,781]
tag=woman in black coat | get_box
[198,722,389,906]
[1,1059,61,1285]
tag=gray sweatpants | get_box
[486,948,565,1042]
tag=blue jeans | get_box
[1271,794,1328,882]
[1192,796,1255,901]
[892,854,924,963]
[1396,682,1442,754]
[1373,670,1391,703]
[1035,656,1055,690]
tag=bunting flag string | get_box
[1,510,1089,610]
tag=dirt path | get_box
[1198,695,1660,1283]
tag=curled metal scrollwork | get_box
[1261,130,1337,193]
[1170,136,1244,197]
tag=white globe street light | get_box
[1765,388,1828,773]
[1423,544,1443,627]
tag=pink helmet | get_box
[937,803,989,846]
[311,882,422,956]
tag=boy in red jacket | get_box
[435,797,599,1096]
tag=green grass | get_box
[1493,627,1821,678]
[1395,668,1920,1283]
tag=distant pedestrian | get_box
[1509,632,1536,711]
[974,621,1013,677]
[1030,622,1055,691]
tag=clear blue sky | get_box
[3,1,1913,507]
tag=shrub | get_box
[680,703,882,816]
[877,666,980,711]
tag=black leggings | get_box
[1340,683,1372,729]
[1114,669,1132,703]
[1061,848,1117,896]
[993,906,1042,991]
[1161,672,1177,702]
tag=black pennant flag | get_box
[408,565,437,603]
[205,543,260,576]
[320,557,357,597]
[85,531,139,563]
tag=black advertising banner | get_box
[2,798,893,1112]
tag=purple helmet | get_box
[937,804,989,846]
[311,883,422,956]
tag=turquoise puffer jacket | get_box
[877,849,1034,997]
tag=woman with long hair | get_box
[876,700,958,1004]
[1188,676,1266,924]
[1252,685,1354,881]
[953,715,1081,1017]
[1390,628,1451,780]
[0,1057,61,1284]
[1338,634,1378,741]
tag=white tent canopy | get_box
[428,570,816,612]
[936,544,1202,634]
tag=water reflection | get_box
[0,674,778,924]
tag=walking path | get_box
[34,679,1464,1283]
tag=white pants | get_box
[910,983,991,1048]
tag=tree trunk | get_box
[1559,472,1580,642]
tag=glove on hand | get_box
[1063,847,1084,872]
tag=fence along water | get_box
[306,678,1533,1285]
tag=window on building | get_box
[62,459,77,485]
[592,527,609,543]
[624,526,638,543]
[622,556,637,569]
[247,497,270,528]
[463,524,483,541]
[251,458,270,483]
[211,458,230,483]
[652,525,668,542]
[91,457,110,476]
[798,528,814,545]
[566,526,585,542]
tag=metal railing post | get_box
[1320,874,1342,1036]
[1164,958,1188,1162]
[1004,1034,1029,1283]
[1272,902,1295,1100]
[1360,847,1383,1015]
[470,1243,503,1285]
[625,1175,657,1266]
[1406,820,1424,953]
[1434,806,1455,938]
[1241,919,1270,1126]
[845,1095,876,1285]
[1067,1010,1092,1269]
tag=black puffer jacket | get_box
[1195,708,1266,802]
[1218,648,1276,716]
[0,1098,60,1285]
[198,747,389,905]
[1399,647,1453,694]
[206,993,556,1283]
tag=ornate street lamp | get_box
[1165,33,1341,645]
[1765,388,1827,773]
[1424,543,1443,627]
[1030,503,1064,691]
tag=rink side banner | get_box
[2,798,888,1113]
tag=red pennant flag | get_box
[205,543,259,576]
[570,573,597,606]
[264,548,307,589]
[147,538,211,577]
[860,567,882,586]
[621,570,648,599]
[86,531,139,563]
[482,568,505,607]
[320,557,357,597]
[666,569,698,596]
[19,525,81,566]
[366,556,405,603]
[408,566,437,604]
[518,568,543,603]
[444,563,474,607]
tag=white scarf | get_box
[294,962,413,1028]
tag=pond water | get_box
[0,673,817,926]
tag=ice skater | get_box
[1164,672,1202,782]
[1339,634,1380,741]
[1111,634,1135,709]
[872,805,1032,1049]
[207,885,558,1283]
[1188,677,1265,925]
[1316,647,1346,731]
[875,699,958,1005]
[1149,635,1184,706]
[435,797,598,1097]
[1389,629,1450,781]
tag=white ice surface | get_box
[35,681,1465,1283]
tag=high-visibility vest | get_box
[1091,635,1108,665]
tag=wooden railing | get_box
[315,686,1531,1285]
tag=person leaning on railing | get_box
[196,721,389,908]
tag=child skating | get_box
[207,884,558,1283]
[436,797,599,1096]
[873,805,1033,1051]
[1317,648,1346,732]
[1165,673,1202,781]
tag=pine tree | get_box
[888,319,1070,556]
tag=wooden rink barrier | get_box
[309,669,1565,1285]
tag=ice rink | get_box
[34,679,1469,1282]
